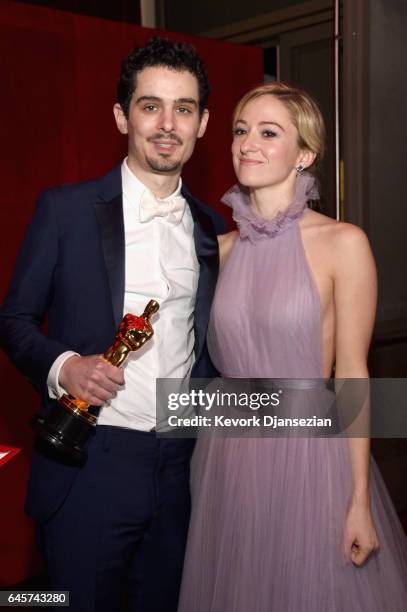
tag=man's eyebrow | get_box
[176,98,198,107]
[135,95,161,104]
[235,118,285,131]
[135,96,198,107]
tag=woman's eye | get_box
[233,128,246,136]
[262,130,277,138]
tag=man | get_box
[0,37,224,611]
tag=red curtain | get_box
[0,0,262,585]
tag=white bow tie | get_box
[139,190,186,225]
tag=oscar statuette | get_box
[35,300,159,465]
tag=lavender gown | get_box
[178,174,407,611]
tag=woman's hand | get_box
[344,500,380,566]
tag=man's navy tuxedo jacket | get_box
[0,164,224,522]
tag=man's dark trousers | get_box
[42,427,195,611]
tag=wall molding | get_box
[199,0,333,45]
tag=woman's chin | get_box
[236,176,267,190]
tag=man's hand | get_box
[59,354,124,406]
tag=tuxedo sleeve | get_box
[192,199,227,236]
[0,189,71,396]
[211,211,227,236]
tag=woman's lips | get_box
[239,158,262,165]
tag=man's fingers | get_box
[87,377,121,396]
[60,354,124,403]
[93,360,124,385]
[83,359,124,389]
[78,384,118,406]
[81,394,105,407]
[104,365,125,385]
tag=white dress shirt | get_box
[47,159,199,431]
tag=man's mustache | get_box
[148,133,183,145]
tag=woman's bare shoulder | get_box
[303,210,369,245]
[218,230,238,266]
[302,210,374,280]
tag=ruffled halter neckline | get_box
[221,172,319,242]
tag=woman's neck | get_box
[249,174,297,220]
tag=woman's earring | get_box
[296,164,304,173]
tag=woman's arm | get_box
[218,231,238,267]
[332,223,379,565]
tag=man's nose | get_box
[158,108,176,132]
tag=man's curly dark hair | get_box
[117,37,211,118]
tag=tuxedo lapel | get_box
[93,166,125,329]
[183,187,219,368]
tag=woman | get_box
[178,83,407,611]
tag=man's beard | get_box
[145,155,182,173]
[146,133,183,173]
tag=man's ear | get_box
[113,103,128,135]
[197,108,209,139]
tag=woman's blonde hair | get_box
[233,82,326,171]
